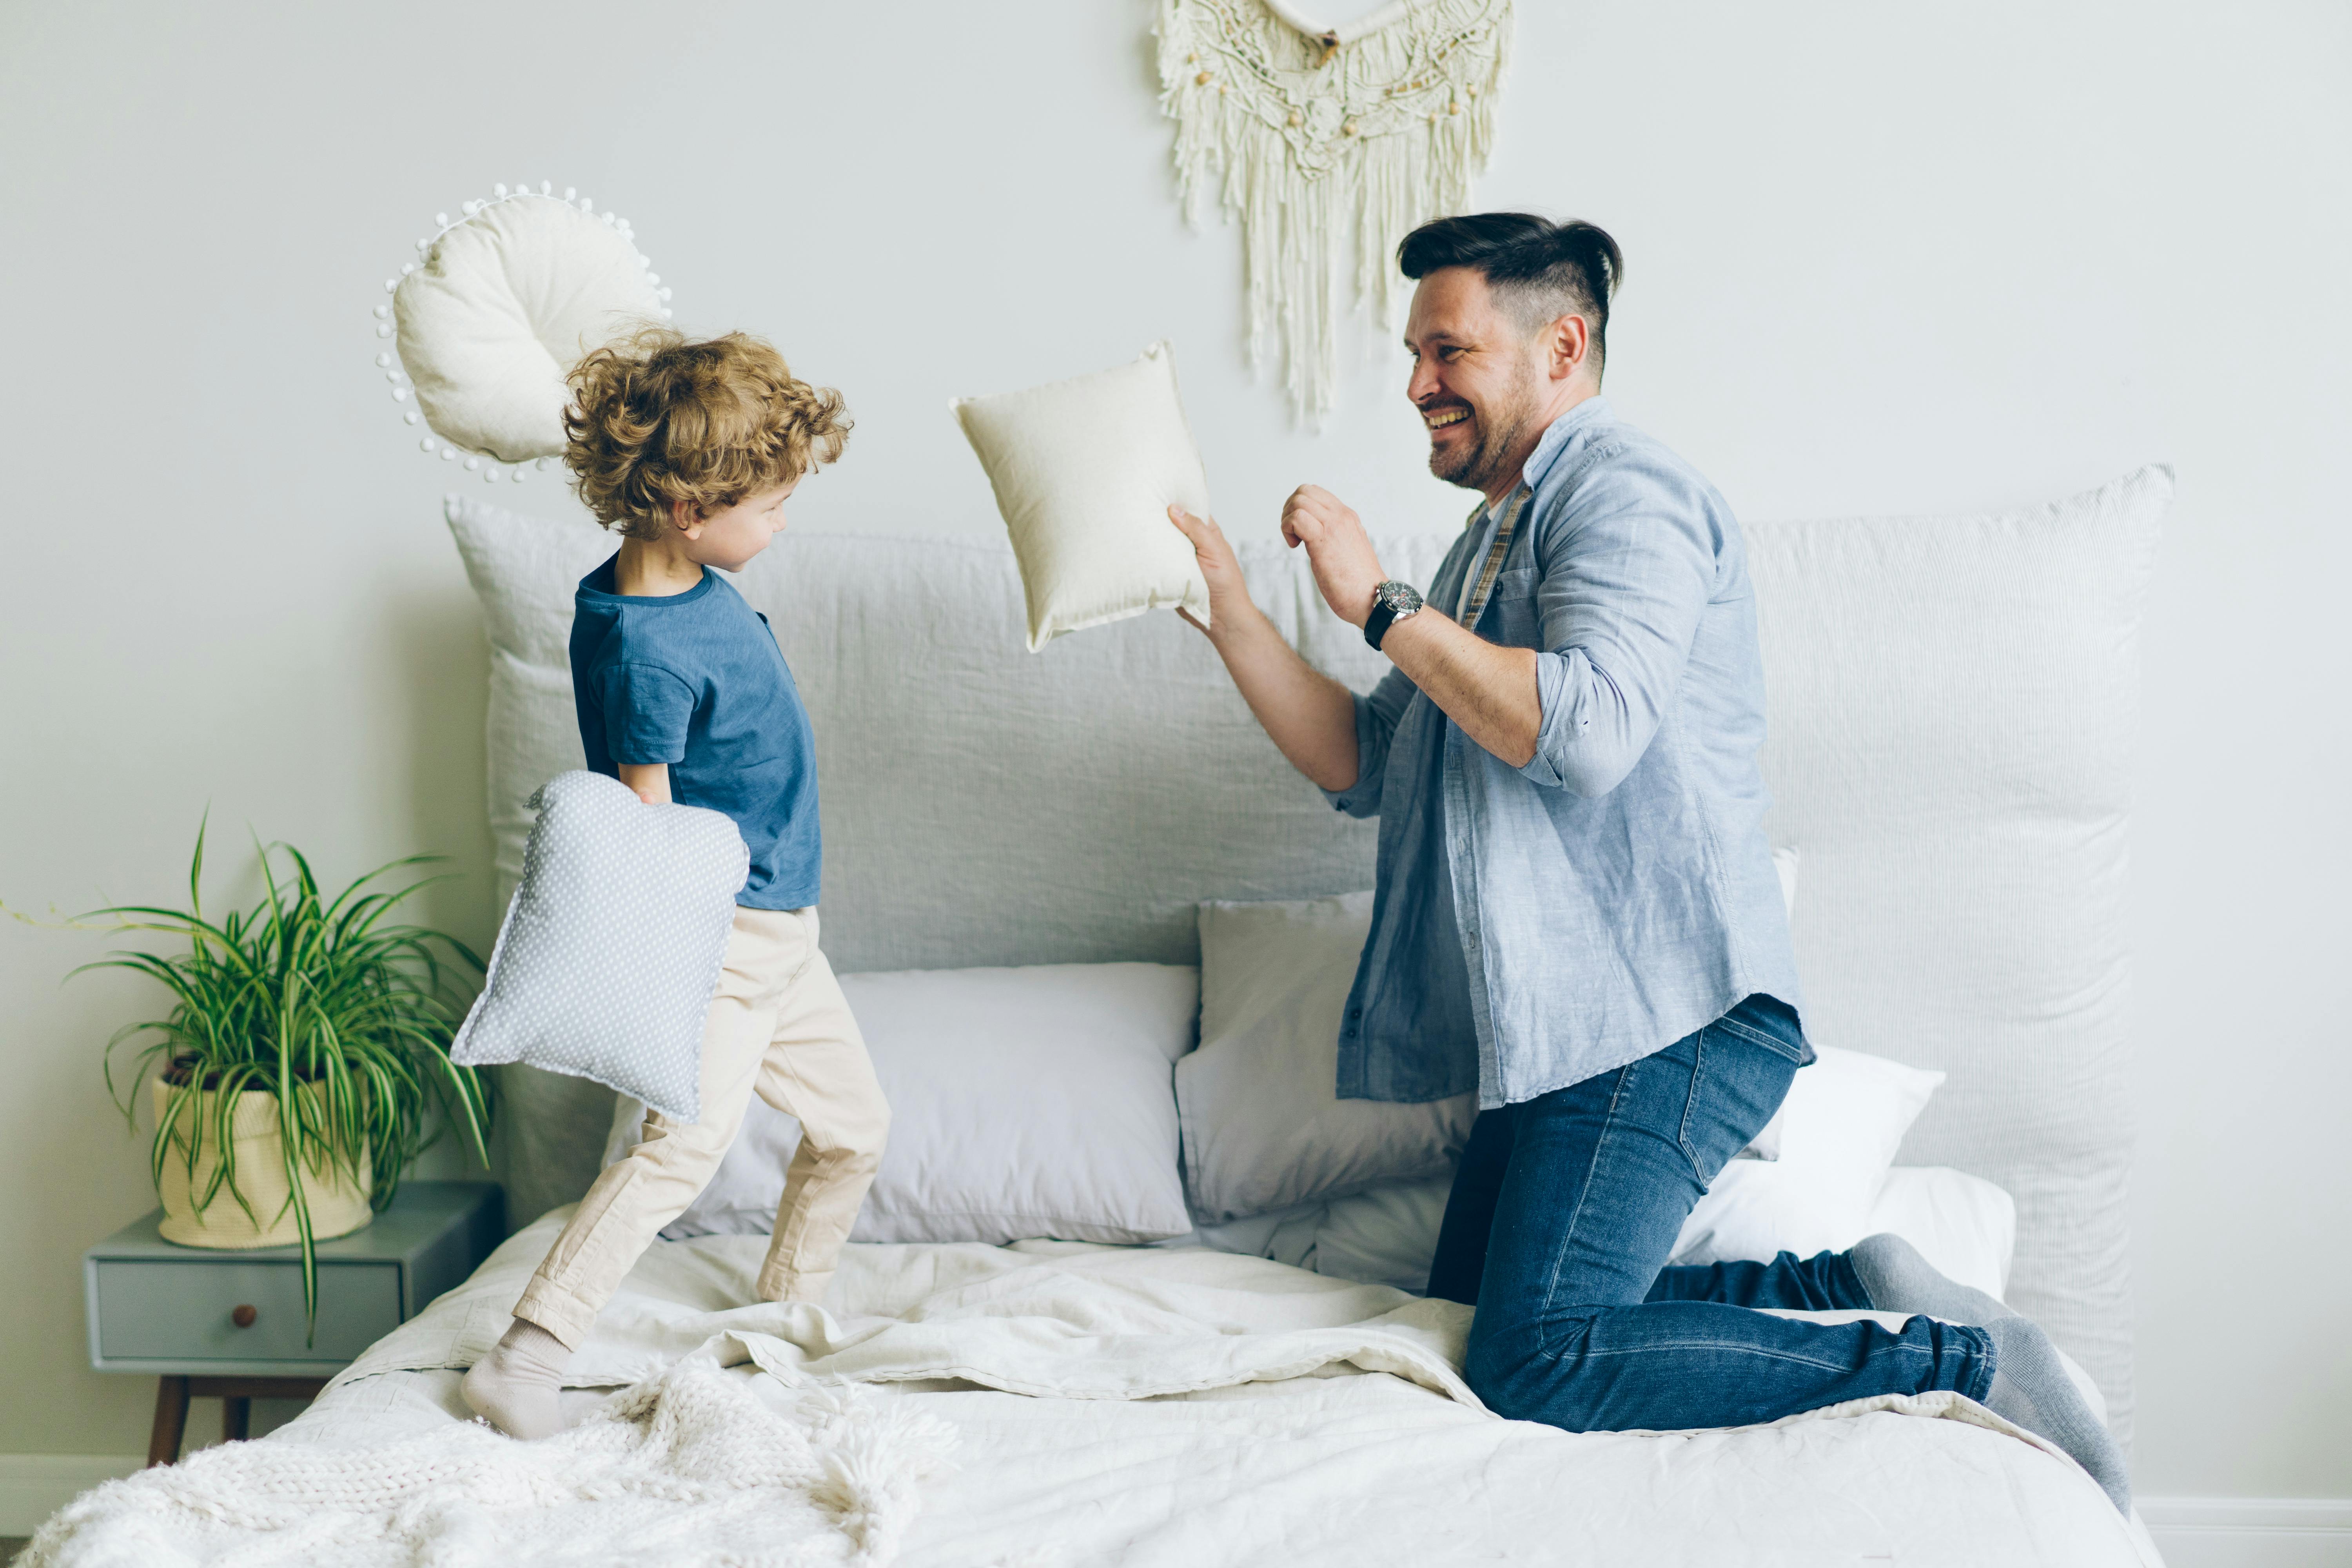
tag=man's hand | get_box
[1165,503,1360,791]
[1280,486,1388,628]
[1167,505,1263,642]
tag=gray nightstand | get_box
[84,1180,503,1465]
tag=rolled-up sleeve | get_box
[1321,664,1417,817]
[1516,462,1717,798]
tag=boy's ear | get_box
[668,497,701,534]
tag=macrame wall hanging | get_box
[1156,0,1513,425]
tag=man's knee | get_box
[1464,1316,1608,1432]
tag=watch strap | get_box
[1364,581,1421,651]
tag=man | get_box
[1168,213,2128,1513]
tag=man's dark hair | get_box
[1397,214,1624,379]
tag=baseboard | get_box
[3,1464,2345,1557]
[2140,1497,2352,1568]
[0,1454,145,1535]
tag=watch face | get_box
[1375,581,1423,614]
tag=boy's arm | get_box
[617,762,671,805]
[598,660,694,804]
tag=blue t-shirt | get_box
[569,556,820,909]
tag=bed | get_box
[27,468,2171,1565]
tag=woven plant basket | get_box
[150,1078,373,1249]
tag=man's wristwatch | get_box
[1363,581,1425,651]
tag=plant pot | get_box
[150,1078,374,1249]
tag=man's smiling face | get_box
[1403,266,1550,499]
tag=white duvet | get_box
[104,1212,2163,1566]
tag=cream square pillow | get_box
[951,341,1213,650]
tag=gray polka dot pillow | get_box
[451,769,748,1122]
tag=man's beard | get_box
[1428,372,1541,494]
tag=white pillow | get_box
[604,962,1199,1245]
[1734,844,1804,1161]
[452,770,746,1122]
[1305,1174,1453,1294]
[1178,893,1473,1224]
[1670,1045,1945,1266]
[395,192,661,462]
[1866,1165,2016,1301]
[950,341,1214,650]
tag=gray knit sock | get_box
[461,1318,572,1440]
[1848,1233,2011,1326]
[1981,1316,2131,1514]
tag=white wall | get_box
[0,0,2343,1506]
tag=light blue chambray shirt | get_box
[1325,396,1804,1110]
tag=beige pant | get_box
[515,906,889,1348]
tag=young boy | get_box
[463,328,889,1440]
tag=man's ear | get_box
[1547,313,1592,384]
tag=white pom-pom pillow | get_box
[395,193,662,462]
[951,341,1214,650]
[451,769,747,1122]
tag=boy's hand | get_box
[617,762,671,805]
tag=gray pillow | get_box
[452,769,747,1122]
[1178,894,1474,1225]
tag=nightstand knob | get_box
[230,1305,258,1328]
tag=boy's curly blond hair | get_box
[563,326,849,540]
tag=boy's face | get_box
[675,478,800,571]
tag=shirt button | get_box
[1348,1007,1362,1020]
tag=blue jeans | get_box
[1431,994,1995,1431]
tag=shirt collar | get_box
[1516,393,1612,493]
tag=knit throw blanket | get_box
[23,1360,957,1567]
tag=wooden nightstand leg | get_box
[147,1375,189,1467]
[222,1394,250,1443]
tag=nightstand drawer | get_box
[91,1259,401,1365]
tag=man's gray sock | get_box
[1848,1233,2010,1326]
[461,1317,572,1440]
[1980,1315,2131,1515]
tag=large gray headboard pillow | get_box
[445,465,2167,1443]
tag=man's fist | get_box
[1280,485,1387,629]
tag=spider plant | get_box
[75,819,495,1339]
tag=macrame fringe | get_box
[1156,0,1513,426]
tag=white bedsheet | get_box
[281,1211,2158,1567]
